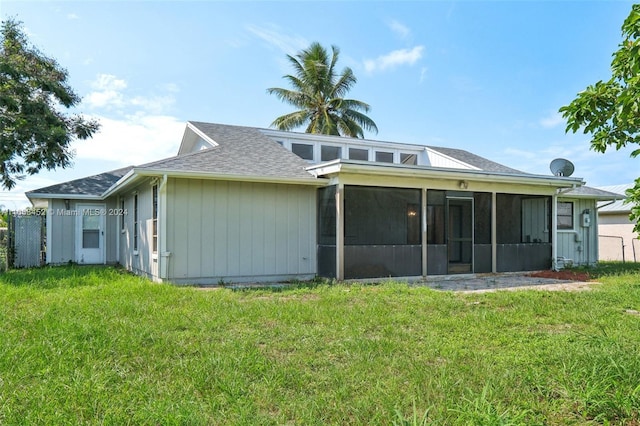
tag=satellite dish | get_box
[550,158,575,177]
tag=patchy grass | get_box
[0,264,639,424]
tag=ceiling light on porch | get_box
[459,180,469,189]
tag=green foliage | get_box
[560,4,640,233]
[0,18,100,189]
[267,42,378,138]
[0,264,640,424]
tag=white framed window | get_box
[349,148,369,161]
[291,143,314,160]
[375,151,394,163]
[401,153,418,165]
[133,193,139,251]
[321,145,342,161]
[557,201,573,230]
[152,185,158,253]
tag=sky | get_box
[1,0,639,209]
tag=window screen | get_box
[349,148,368,161]
[292,143,314,160]
[557,201,573,229]
[321,145,341,161]
[375,151,394,163]
[401,153,418,165]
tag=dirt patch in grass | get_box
[527,270,591,282]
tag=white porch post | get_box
[336,183,344,281]
[491,192,497,273]
[422,188,428,278]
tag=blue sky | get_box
[1,0,639,208]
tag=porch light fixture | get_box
[459,180,468,189]
[64,199,70,210]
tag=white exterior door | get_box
[76,204,105,264]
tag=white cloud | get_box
[84,73,178,115]
[92,74,127,91]
[388,19,410,39]
[246,24,308,55]
[67,13,80,20]
[73,114,184,165]
[85,74,128,109]
[364,46,425,73]
[539,111,564,129]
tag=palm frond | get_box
[267,42,377,138]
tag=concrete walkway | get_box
[411,273,596,293]
[215,273,596,293]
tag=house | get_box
[26,121,621,283]
[597,183,639,262]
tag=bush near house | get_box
[0,265,639,424]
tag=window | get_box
[291,143,314,160]
[120,198,125,231]
[152,185,158,253]
[375,151,394,163]
[321,145,341,161]
[401,153,418,165]
[133,193,138,251]
[349,148,368,161]
[557,201,573,229]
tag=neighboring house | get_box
[597,183,639,262]
[26,121,621,283]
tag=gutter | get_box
[307,160,584,188]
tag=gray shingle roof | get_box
[27,166,133,197]
[562,185,621,200]
[138,122,317,180]
[427,146,523,174]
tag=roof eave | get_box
[132,168,328,186]
[25,193,104,201]
[307,160,584,188]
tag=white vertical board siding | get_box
[104,197,119,263]
[119,182,157,279]
[47,198,117,264]
[556,198,599,266]
[48,199,76,263]
[166,178,317,283]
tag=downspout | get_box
[158,174,170,280]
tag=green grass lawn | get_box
[1,264,639,425]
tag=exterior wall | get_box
[556,197,599,266]
[119,181,158,279]
[598,212,638,262]
[48,199,76,263]
[166,178,316,284]
[47,198,119,264]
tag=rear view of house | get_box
[27,121,620,283]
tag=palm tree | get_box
[267,42,378,138]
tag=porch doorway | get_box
[447,197,474,274]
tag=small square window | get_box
[401,153,417,165]
[349,148,368,161]
[376,151,394,163]
[292,143,314,160]
[321,145,341,161]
